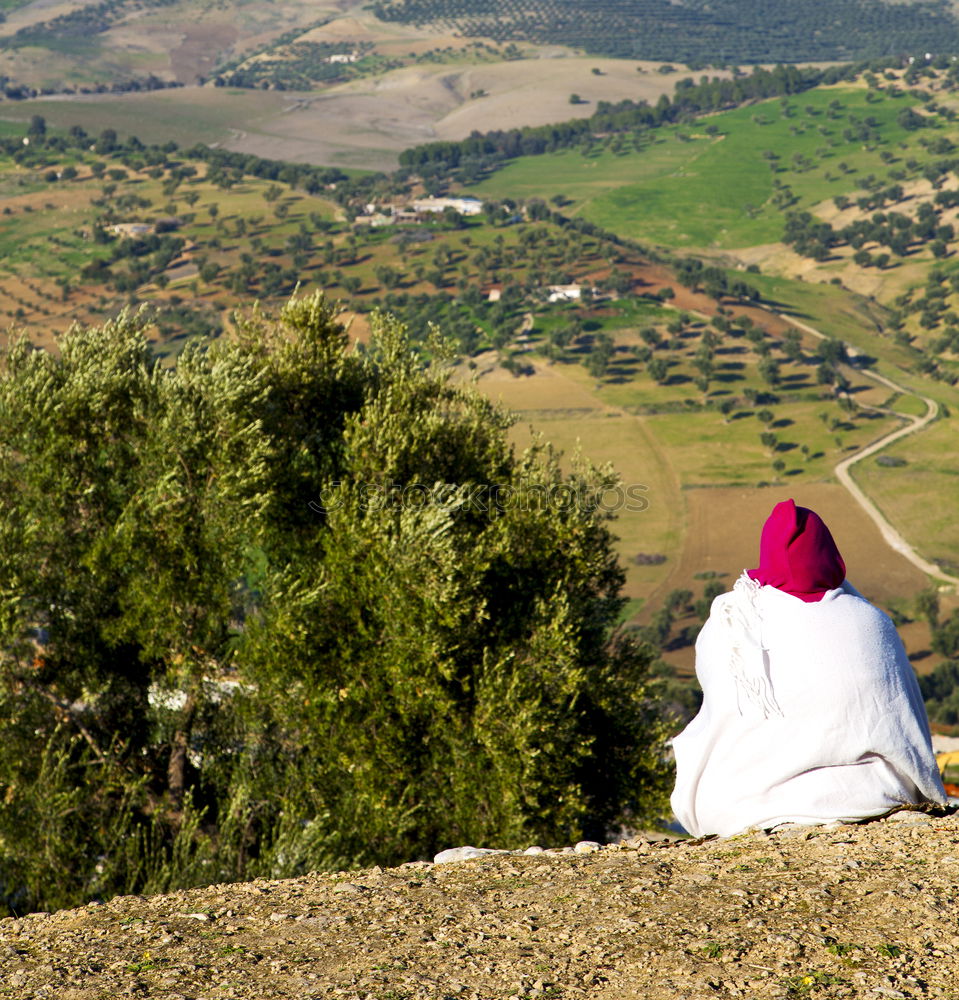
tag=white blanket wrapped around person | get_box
[670,499,946,839]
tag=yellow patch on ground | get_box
[470,355,683,605]
[473,354,604,412]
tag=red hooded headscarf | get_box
[747,499,846,602]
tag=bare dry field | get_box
[431,58,714,140]
[643,483,940,676]
[186,55,721,169]
[653,481,930,607]
[0,55,727,170]
[0,0,355,85]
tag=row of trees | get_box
[0,294,673,915]
[398,64,856,182]
[373,0,959,64]
[784,193,959,264]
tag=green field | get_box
[470,85,932,250]
[853,416,959,575]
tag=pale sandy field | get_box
[209,56,721,169]
[0,0,729,171]
[0,0,361,87]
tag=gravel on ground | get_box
[2,808,959,999]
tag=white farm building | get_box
[412,197,484,217]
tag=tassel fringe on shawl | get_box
[671,577,946,838]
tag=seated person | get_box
[671,499,946,838]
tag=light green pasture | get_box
[470,86,933,250]
[852,415,959,573]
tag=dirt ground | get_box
[2,809,958,1000]
[214,57,723,170]
[0,55,727,171]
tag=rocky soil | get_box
[3,809,959,1000]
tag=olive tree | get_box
[0,294,672,914]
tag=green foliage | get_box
[932,610,959,659]
[780,970,847,997]
[825,941,856,957]
[373,0,959,64]
[915,589,940,629]
[917,657,959,725]
[0,292,672,914]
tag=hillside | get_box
[1,0,948,100]
[3,78,959,651]
[2,808,957,998]
[0,0,339,91]
[0,1,730,170]
[374,0,959,64]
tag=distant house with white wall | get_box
[547,284,582,303]
[412,196,484,217]
[110,223,152,238]
[354,212,395,228]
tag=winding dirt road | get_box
[781,315,959,590]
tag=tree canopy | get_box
[0,294,672,914]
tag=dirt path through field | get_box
[781,315,959,589]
